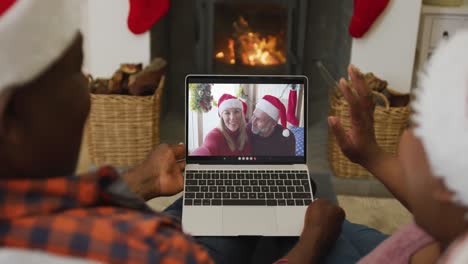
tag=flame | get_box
[215,16,285,66]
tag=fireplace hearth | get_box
[195,0,307,75]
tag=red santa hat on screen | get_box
[256,95,290,137]
[0,0,80,92]
[218,94,247,116]
[413,29,468,210]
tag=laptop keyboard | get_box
[184,170,313,206]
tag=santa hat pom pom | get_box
[282,129,290,137]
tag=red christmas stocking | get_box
[287,89,299,127]
[0,0,16,16]
[349,0,390,38]
[128,0,170,35]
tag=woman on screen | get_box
[191,94,251,156]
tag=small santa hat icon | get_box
[256,95,290,137]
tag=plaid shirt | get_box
[0,167,213,264]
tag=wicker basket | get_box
[328,91,410,179]
[86,76,165,167]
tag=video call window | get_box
[188,83,305,158]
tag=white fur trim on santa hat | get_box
[441,233,468,263]
[218,98,242,115]
[445,248,468,264]
[412,30,468,208]
[0,0,80,92]
[256,98,279,121]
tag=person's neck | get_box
[261,125,275,138]
[226,128,240,137]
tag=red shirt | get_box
[191,128,251,156]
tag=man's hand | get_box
[123,144,186,201]
[282,199,345,264]
[300,199,345,251]
[329,65,412,210]
[328,64,382,167]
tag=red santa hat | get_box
[413,30,468,209]
[256,95,290,137]
[0,0,80,92]
[218,94,247,116]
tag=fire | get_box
[215,16,286,66]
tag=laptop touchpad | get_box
[222,207,277,236]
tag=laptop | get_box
[183,75,313,236]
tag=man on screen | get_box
[248,95,296,156]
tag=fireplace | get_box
[150,0,353,118]
[194,0,308,74]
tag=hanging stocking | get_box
[287,86,299,127]
[128,0,170,35]
[349,0,390,38]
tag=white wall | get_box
[80,0,150,78]
[350,0,422,93]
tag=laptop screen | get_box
[186,75,307,164]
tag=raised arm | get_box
[328,65,410,210]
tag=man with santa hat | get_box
[249,95,296,156]
[0,0,345,263]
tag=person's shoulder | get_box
[272,125,296,141]
[273,124,292,136]
[287,128,296,141]
[203,128,225,148]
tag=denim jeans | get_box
[323,221,389,264]
[163,198,388,264]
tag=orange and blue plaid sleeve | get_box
[151,225,214,264]
[0,167,215,264]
